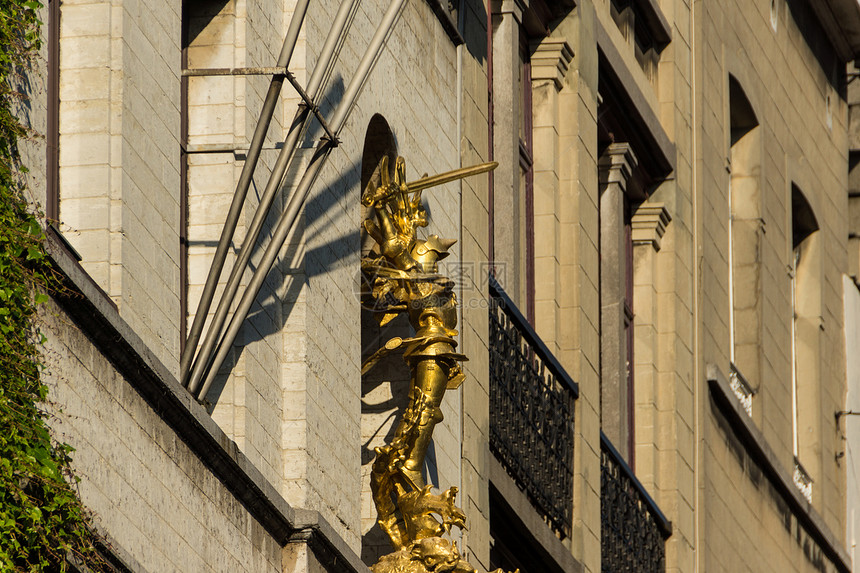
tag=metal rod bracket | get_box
[182,66,289,77]
[320,133,340,148]
[291,82,338,143]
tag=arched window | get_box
[791,184,820,502]
[728,76,762,406]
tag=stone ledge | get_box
[707,364,852,573]
[44,232,370,573]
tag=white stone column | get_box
[598,143,637,461]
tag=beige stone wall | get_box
[18,0,854,569]
[458,0,493,568]
[526,5,603,570]
[40,301,283,573]
[116,0,183,370]
[703,394,844,573]
[696,0,849,568]
[43,0,184,374]
[562,16,603,573]
[16,0,470,559]
[641,0,697,571]
[843,275,860,569]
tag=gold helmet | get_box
[410,234,457,273]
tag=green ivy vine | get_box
[0,0,109,570]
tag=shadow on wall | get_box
[193,76,363,408]
[183,0,232,47]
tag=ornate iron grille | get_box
[601,432,671,573]
[488,277,577,538]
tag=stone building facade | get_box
[17,0,860,571]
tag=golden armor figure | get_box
[360,156,514,573]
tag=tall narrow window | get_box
[791,184,820,502]
[728,77,761,406]
[490,4,537,322]
[518,38,535,323]
[181,0,236,348]
[46,0,60,224]
[623,199,634,465]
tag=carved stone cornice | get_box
[598,143,638,189]
[631,202,671,251]
[530,39,574,90]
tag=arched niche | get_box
[728,75,764,395]
[791,183,821,491]
[359,114,398,257]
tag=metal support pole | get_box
[837,411,860,421]
[180,0,311,385]
[193,0,408,400]
[186,0,362,394]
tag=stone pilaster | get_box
[530,39,573,90]
[629,202,670,492]
[531,37,573,353]
[598,143,637,462]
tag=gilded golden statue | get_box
[360,156,514,573]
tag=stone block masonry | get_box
[52,0,183,375]
[41,236,370,573]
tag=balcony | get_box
[489,277,671,569]
[601,432,672,572]
[488,277,578,538]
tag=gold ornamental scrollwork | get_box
[360,156,515,573]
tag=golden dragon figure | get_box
[360,156,515,573]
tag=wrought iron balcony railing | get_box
[488,276,578,538]
[601,431,672,573]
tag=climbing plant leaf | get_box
[0,0,110,570]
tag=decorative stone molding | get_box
[493,0,526,22]
[793,460,814,504]
[631,203,671,251]
[707,364,852,572]
[530,39,574,90]
[598,143,638,189]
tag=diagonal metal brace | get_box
[287,72,339,145]
[182,67,338,144]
